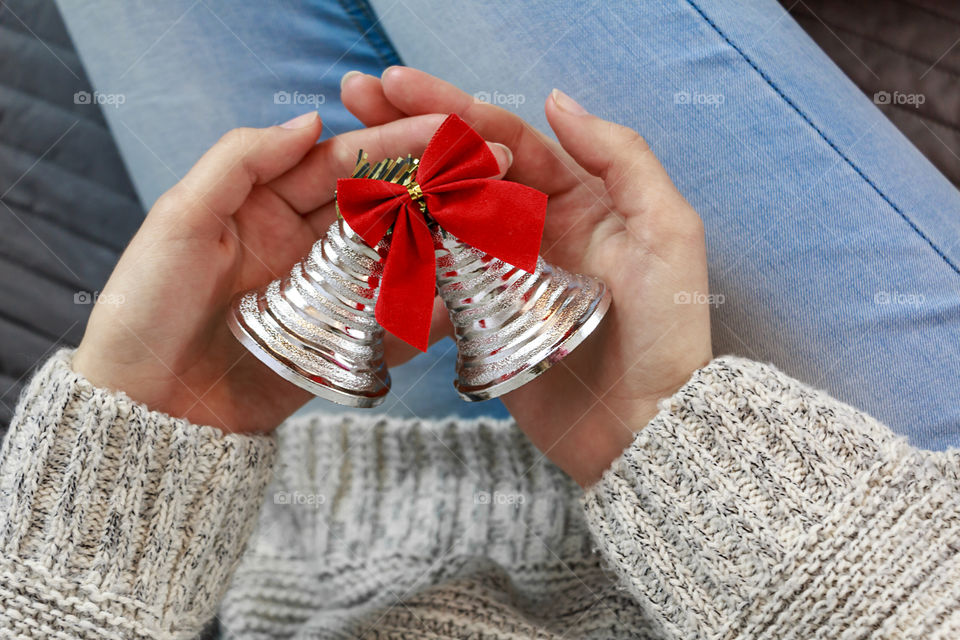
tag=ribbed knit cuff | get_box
[220,412,591,634]
[0,349,276,639]
[583,356,960,639]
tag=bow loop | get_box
[335,178,409,246]
[336,114,547,351]
[416,115,502,187]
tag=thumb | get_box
[161,111,323,226]
[544,90,678,214]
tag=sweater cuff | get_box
[582,356,939,639]
[0,349,276,638]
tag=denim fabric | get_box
[54,0,399,207]
[369,0,960,449]
[57,0,960,445]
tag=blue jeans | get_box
[56,0,960,447]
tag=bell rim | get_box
[454,284,613,402]
[227,295,391,408]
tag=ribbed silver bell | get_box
[434,227,612,401]
[227,216,391,407]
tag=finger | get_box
[159,112,322,228]
[270,114,443,213]
[341,70,406,126]
[545,89,685,218]
[377,66,584,193]
[271,115,513,213]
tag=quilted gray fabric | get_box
[784,0,960,186]
[0,0,142,431]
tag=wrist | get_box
[570,366,711,487]
[73,341,186,420]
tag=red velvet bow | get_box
[336,114,548,351]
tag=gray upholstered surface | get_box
[783,0,960,186]
[0,0,142,431]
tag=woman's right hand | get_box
[72,112,510,435]
[343,68,715,486]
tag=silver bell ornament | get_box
[231,113,614,407]
[226,156,395,408]
[434,227,612,401]
[332,113,613,403]
[336,151,611,402]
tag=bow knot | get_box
[405,180,425,205]
[336,114,548,351]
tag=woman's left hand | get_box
[343,69,714,486]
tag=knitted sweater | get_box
[0,350,957,638]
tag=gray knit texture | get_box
[584,356,960,639]
[220,413,653,638]
[1,349,958,638]
[0,349,276,638]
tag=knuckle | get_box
[615,125,650,157]
[626,131,651,156]
[662,208,706,246]
[637,210,672,246]
[632,192,704,247]
[675,213,706,244]
[151,185,189,217]
[218,127,258,152]
[601,124,653,184]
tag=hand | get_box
[342,68,713,485]
[73,111,512,434]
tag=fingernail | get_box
[552,88,588,115]
[340,70,365,90]
[382,65,403,80]
[279,111,318,129]
[490,142,513,169]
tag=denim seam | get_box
[334,0,402,70]
[685,0,960,277]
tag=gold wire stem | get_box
[336,152,427,221]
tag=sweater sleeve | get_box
[0,349,276,639]
[583,356,960,640]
